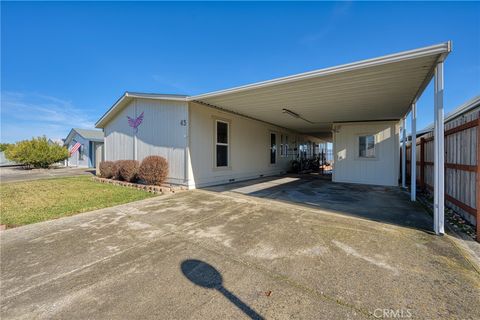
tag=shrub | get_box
[112,160,123,180]
[4,136,69,168]
[99,161,116,178]
[138,156,168,185]
[117,160,140,182]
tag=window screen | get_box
[270,133,276,164]
[359,135,375,158]
[216,121,229,167]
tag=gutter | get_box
[189,42,452,101]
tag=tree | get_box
[0,143,12,152]
[4,137,69,168]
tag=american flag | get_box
[69,142,81,156]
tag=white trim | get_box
[356,134,377,160]
[96,92,188,128]
[411,103,417,201]
[133,99,138,161]
[190,42,451,101]
[214,119,230,169]
[434,62,445,235]
[126,92,188,101]
[402,117,407,188]
[269,132,278,165]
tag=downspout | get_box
[134,99,138,161]
[185,102,190,188]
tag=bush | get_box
[138,156,168,185]
[4,136,69,168]
[112,160,123,180]
[117,160,140,182]
[99,161,116,178]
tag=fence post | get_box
[420,137,425,189]
[476,118,480,242]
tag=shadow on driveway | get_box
[181,259,264,320]
[205,174,433,233]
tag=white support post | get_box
[411,103,417,201]
[133,99,138,161]
[434,62,445,235]
[402,117,406,188]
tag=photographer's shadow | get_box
[181,259,264,320]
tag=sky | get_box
[1,1,479,143]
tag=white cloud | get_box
[0,91,96,143]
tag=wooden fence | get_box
[403,112,479,241]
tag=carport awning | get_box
[190,42,451,138]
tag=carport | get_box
[190,42,452,236]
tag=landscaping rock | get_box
[92,176,186,195]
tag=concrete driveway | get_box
[1,178,479,319]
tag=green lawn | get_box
[0,176,156,227]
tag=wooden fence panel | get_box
[405,109,479,241]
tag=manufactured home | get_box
[64,128,104,168]
[96,42,452,235]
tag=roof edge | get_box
[95,92,189,128]
[189,41,451,101]
[417,94,480,133]
[65,128,104,144]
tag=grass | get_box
[0,175,156,227]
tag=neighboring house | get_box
[95,42,451,191]
[64,128,104,168]
[48,138,63,146]
[414,95,480,137]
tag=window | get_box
[284,135,289,157]
[359,135,375,158]
[78,144,84,160]
[215,120,229,167]
[280,135,284,157]
[270,133,277,164]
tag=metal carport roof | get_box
[189,42,451,138]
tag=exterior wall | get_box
[67,133,91,168]
[94,142,104,172]
[104,98,188,184]
[188,102,321,188]
[333,121,400,186]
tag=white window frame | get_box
[214,119,230,168]
[280,134,284,157]
[79,144,84,160]
[270,132,277,165]
[357,134,376,159]
[284,135,289,158]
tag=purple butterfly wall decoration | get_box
[127,112,144,133]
